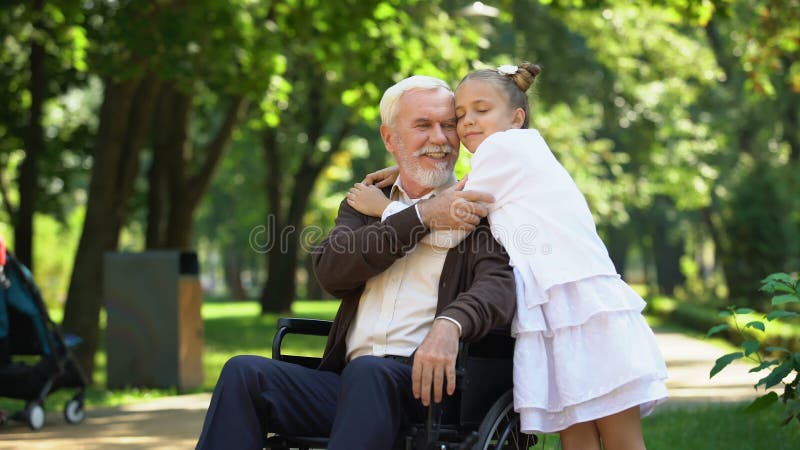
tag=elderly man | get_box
[195,76,516,450]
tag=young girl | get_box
[348,63,668,450]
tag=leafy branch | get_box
[707,272,800,425]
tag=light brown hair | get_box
[458,62,541,128]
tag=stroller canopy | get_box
[0,256,52,356]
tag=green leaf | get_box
[373,3,396,20]
[767,310,799,321]
[341,89,360,107]
[742,340,760,356]
[743,391,779,413]
[749,360,780,373]
[757,360,793,389]
[718,310,732,318]
[772,284,796,294]
[706,323,729,337]
[736,307,755,314]
[761,273,795,285]
[710,352,744,378]
[772,294,800,306]
[780,396,800,426]
[745,321,766,332]
[760,273,797,294]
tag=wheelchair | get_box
[264,318,539,450]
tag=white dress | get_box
[464,129,668,433]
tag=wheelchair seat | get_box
[264,317,538,450]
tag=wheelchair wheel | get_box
[474,390,537,450]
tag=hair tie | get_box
[497,65,519,75]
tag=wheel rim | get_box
[29,404,45,430]
[481,401,536,450]
[65,399,86,424]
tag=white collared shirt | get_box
[346,177,456,360]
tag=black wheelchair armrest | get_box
[271,318,333,368]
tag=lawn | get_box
[2,299,799,448]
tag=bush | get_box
[708,272,800,426]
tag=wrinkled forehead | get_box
[396,87,455,122]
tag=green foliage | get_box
[2,0,798,318]
[708,272,800,426]
[0,0,95,224]
[719,162,795,304]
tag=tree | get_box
[62,0,280,379]
[0,0,91,270]
[253,0,482,313]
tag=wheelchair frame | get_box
[264,318,538,450]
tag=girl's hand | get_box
[346,183,392,218]
[363,165,399,188]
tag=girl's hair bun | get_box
[510,62,541,93]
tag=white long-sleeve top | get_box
[464,128,618,309]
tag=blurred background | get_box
[0,0,797,381]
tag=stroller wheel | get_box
[64,397,86,424]
[25,402,45,431]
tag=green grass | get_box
[201,300,338,388]
[643,402,800,450]
[530,402,800,449]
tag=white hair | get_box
[379,75,452,126]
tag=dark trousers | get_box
[195,355,426,450]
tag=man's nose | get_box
[430,123,447,144]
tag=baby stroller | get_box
[0,237,88,430]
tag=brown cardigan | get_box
[312,195,517,373]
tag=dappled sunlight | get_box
[0,399,210,450]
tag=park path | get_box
[0,331,767,449]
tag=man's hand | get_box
[412,319,460,406]
[417,179,494,232]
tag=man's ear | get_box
[380,123,396,155]
[511,108,526,129]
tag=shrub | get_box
[708,272,800,425]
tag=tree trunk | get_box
[223,251,248,300]
[650,210,686,295]
[304,252,325,300]
[261,241,298,314]
[145,144,168,248]
[147,84,248,250]
[258,129,282,311]
[148,83,193,248]
[258,117,353,314]
[61,75,161,381]
[603,224,629,277]
[15,0,46,270]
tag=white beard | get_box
[398,143,456,189]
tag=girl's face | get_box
[455,79,526,153]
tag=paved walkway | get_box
[0,331,770,449]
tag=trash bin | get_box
[104,251,204,391]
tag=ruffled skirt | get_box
[512,274,668,434]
